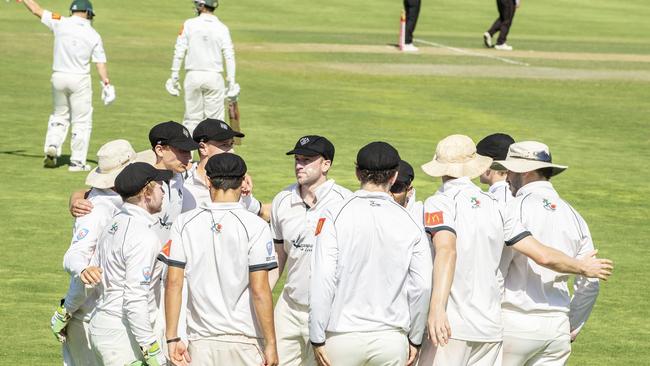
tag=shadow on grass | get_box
[0,150,97,168]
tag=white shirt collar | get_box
[122,203,158,225]
[290,179,336,207]
[199,200,244,211]
[354,189,393,200]
[488,180,509,194]
[439,177,475,193]
[516,180,556,197]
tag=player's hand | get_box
[80,266,102,285]
[100,81,116,106]
[570,329,579,343]
[168,340,191,366]
[70,198,93,217]
[262,343,278,366]
[406,342,419,366]
[578,249,613,280]
[241,174,253,196]
[428,308,451,347]
[50,302,70,343]
[313,344,331,366]
[165,77,181,97]
[226,82,240,101]
[142,341,167,366]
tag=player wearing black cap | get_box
[476,133,515,204]
[163,153,279,366]
[391,160,424,225]
[309,142,432,366]
[270,135,351,366]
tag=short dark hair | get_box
[390,181,409,194]
[358,168,398,186]
[209,176,244,191]
[536,167,554,180]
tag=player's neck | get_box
[299,175,327,206]
[210,189,240,203]
[488,175,507,186]
[360,182,390,193]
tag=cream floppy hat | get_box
[421,134,493,179]
[493,141,567,177]
[85,140,156,189]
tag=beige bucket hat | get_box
[493,141,567,177]
[421,134,493,179]
[85,140,156,189]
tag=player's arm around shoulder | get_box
[63,203,111,276]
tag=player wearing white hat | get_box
[310,142,432,366]
[476,133,516,205]
[494,141,612,366]
[271,135,351,366]
[20,0,115,171]
[417,135,613,366]
[165,0,240,134]
[83,162,172,366]
[162,153,278,366]
[49,140,151,366]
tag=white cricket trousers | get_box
[274,291,315,366]
[47,72,93,164]
[62,318,99,366]
[502,310,571,366]
[183,70,225,134]
[89,312,143,366]
[324,330,408,366]
[417,337,502,366]
[188,336,265,366]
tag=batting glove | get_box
[165,78,181,97]
[100,81,116,106]
[143,341,167,366]
[226,82,240,101]
[50,300,71,343]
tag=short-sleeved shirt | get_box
[423,177,506,342]
[501,181,596,315]
[41,10,106,74]
[158,201,277,339]
[270,179,352,306]
[488,180,514,205]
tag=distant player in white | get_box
[417,135,613,366]
[166,0,240,134]
[310,142,432,366]
[271,135,351,366]
[162,153,278,366]
[20,0,116,171]
[83,162,172,366]
[49,140,148,366]
[495,141,612,366]
[476,133,515,204]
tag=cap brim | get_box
[153,169,174,182]
[422,155,492,179]
[168,138,200,151]
[493,160,567,177]
[286,148,322,157]
[204,130,245,142]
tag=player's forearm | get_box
[171,37,187,73]
[250,272,277,347]
[223,47,236,83]
[124,290,157,347]
[95,63,109,84]
[430,243,456,311]
[22,0,43,17]
[165,268,184,339]
[267,267,280,290]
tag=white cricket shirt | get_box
[159,201,278,340]
[151,172,185,242]
[271,179,352,306]
[171,13,235,79]
[41,10,106,74]
[488,180,514,205]
[424,177,506,342]
[501,181,599,331]
[309,190,433,346]
[91,203,163,347]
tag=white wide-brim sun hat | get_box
[421,134,493,179]
[493,141,567,177]
[85,140,157,189]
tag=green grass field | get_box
[1,0,649,364]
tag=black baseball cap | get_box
[148,121,200,151]
[395,160,415,186]
[205,153,247,179]
[114,162,173,198]
[476,133,515,161]
[193,118,245,143]
[286,135,335,162]
[356,141,400,171]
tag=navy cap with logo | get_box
[193,118,245,143]
[205,153,248,179]
[286,135,335,162]
[114,162,173,198]
[148,121,200,151]
[356,141,400,171]
[476,133,515,161]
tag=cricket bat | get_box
[228,100,241,145]
[398,10,406,50]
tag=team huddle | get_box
[18,0,614,365]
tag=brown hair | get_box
[357,168,398,186]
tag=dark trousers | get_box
[487,0,516,45]
[403,0,421,44]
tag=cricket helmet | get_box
[194,0,218,10]
[69,0,95,17]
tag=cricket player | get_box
[50,140,150,366]
[166,0,240,134]
[162,153,278,366]
[310,141,432,366]
[271,135,351,366]
[84,162,172,366]
[417,135,613,366]
[476,133,515,204]
[494,141,610,366]
[390,159,423,221]
[21,0,116,171]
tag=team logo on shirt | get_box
[141,266,152,285]
[158,214,171,229]
[266,241,273,256]
[369,200,381,207]
[75,228,89,241]
[470,197,481,208]
[424,211,444,226]
[291,233,313,252]
[108,222,118,235]
[543,199,557,211]
[161,240,172,257]
[211,223,223,233]
[315,218,326,236]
